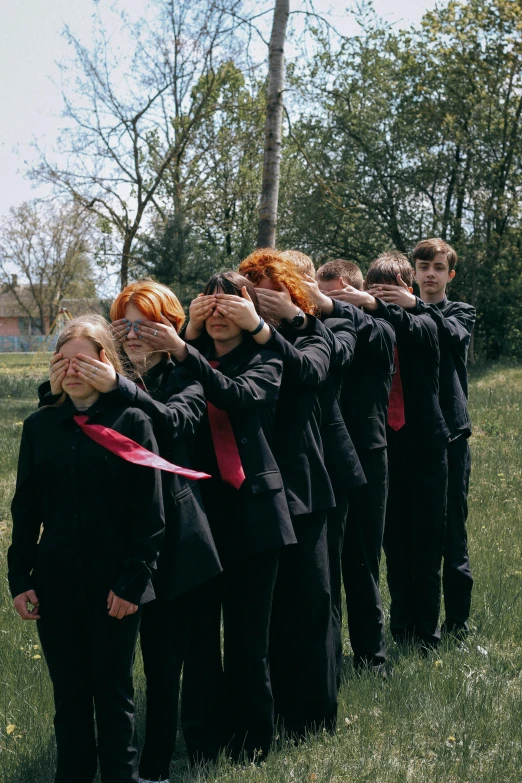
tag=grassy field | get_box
[1,356,521,782]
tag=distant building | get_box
[60,298,112,320]
[0,282,50,337]
[0,283,112,352]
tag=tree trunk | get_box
[121,234,132,290]
[256,0,290,248]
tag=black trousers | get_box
[342,449,387,669]
[270,511,337,737]
[384,430,448,648]
[139,594,187,781]
[326,489,350,690]
[181,549,280,764]
[442,435,473,633]
[36,588,141,783]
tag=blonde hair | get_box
[280,249,316,278]
[56,314,123,374]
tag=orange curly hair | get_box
[110,279,185,332]
[238,249,317,315]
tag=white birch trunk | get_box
[256,0,290,248]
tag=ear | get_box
[99,348,110,365]
[448,270,456,281]
[408,287,414,293]
[159,313,172,325]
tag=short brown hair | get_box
[280,249,316,278]
[317,259,364,291]
[366,251,414,288]
[412,238,458,272]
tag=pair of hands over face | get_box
[13,589,138,621]
[314,274,416,309]
[186,284,300,335]
[49,348,119,396]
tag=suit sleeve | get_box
[370,300,439,355]
[322,317,357,369]
[117,370,206,442]
[8,421,42,599]
[111,414,165,605]
[331,298,395,367]
[181,346,283,411]
[413,299,476,348]
[264,317,331,388]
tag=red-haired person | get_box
[368,240,476,638]
[43,281,222,783]
[9,316,165,783]
[331,253,449,651]
[137,271,295,763]
[280,250,367,690]
[228,249,337,737]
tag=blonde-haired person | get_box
[43,282,222,783]
[9,315,165,783]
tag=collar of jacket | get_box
[200,336,258,374]
[434,295,449,310]
[50,390,123,423]
[142,355,170,393]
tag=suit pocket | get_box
[249,470,284,494]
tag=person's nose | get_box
[66,360,77,376]
[127,322,139,339]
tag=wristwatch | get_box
[284,308,306,328]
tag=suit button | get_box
[240,438,247,445]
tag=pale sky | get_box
[0,0,440,219]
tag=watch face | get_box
[292,310,305,327]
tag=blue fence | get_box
[0,335,58,353]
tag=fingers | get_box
[111,318,131,342]
[108,594,138,619]
[107,590,115,610]
[13,591,40,621]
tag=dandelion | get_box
[33,644,40,650]
[6,725,15,735]
[307,774,318,782]
[32,654,42,660]
[435,659,443,668]
[446,736,456,748]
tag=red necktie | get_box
[207,360,246,490]
[73,415,210,480]
[387,348,406,431]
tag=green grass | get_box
[0,353,51,399]
[1,362,522,782]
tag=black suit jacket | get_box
[181,336,296,560]
[331,299,396,454]
[318,315,366,490]
[265,316,336,516]
[9,395,164,606]
[371,300,450,446]
[38,361,223,601]
[412,297,475,438]
[116,358,222,599]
